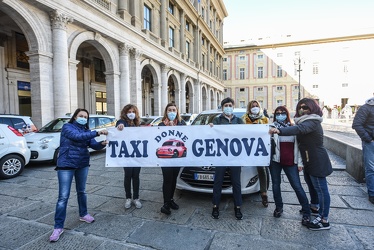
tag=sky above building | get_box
[223,0,374,44]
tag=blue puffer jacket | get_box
[57,121,105,168]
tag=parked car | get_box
[24,114,116,164]
[0,114,38,134]
[176,108,263,194]
[180,113,198,125]
[140,116,163,126]
[0,124,31,179]
[156,139,187,158]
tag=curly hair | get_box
[120,104,140,126]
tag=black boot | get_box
[234,206,243,220]
[170,199,179,210]
[212,205,219,219]
[161,203,171,215]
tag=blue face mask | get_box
[167,112,177,121]
[223,107,233,116]
[76,117,87,125]
[275,114,287,122]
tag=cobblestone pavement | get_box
[0,148,373,249]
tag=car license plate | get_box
[194,173,214,181]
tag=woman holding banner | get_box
[269,98,332,231]
[158,103,186,215]
[242,100,270,208]
[116,104,142,209]
[210,97,244,220]
[269,105,311,226]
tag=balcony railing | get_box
[92,0,111,10]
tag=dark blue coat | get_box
[279,118,332,178]
[57,121,105,168]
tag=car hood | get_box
[24,132,60,142]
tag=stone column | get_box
[194,25,200,67]
[194,79,201,113]
[130,0,143,28]
[160,0,167,46]
[207,41,211,73]
[26,50,54,128]
[81,59,92,112]
[118,0,131,20]
[180,9,186,57]
[161,64,168,109]
[119,43,132,107]
[180,73,186,113]
[130,48,143,111]
[50,10,73,117]
[69,59,80,111]
[0,38,6,113]
[105,71,121,116]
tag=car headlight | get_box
[38,136,55,149]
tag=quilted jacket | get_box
[57,121,105,168]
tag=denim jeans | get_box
[54,167,89,229]
[269,161,310,216]
[363,141,374,197]
[304,172,320,210]
[308,174,330,220]
[212,167,242,207]
[123,167,141,199]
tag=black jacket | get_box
[352,99,374,143]
[279,115,332,178]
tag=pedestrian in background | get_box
[352,96,374,204]
[50,108,108,242]
[116,104,142,209]
[269,98,333,230]
[158,103,186,215]
[242,100,270,208]
[210,97,244,220]
[269,106,311,226]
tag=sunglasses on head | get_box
[300,105,310,110]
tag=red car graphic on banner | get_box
[156,139,187,158]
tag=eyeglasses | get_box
[300,105,310,110]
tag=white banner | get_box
[105,124,271,167]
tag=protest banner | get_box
[105,124,270,167]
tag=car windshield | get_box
[181,115,191,122]
[38,118,69,132]
[162,141,175,146]
[192,111,246,125]
[140,117,154,125]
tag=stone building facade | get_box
[0,0,227,127]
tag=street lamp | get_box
[294,56,303,101]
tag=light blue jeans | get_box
[363,141,374,197]
[54,167,89,229]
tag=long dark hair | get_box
[120,104,140,126]
[273,105,292,124]
[69,108,90,129]
[295,98,323,118]
[162,103,181,122]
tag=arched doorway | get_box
[141,65,155,115]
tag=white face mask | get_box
[251,107,260,114]
[127,113,135,120]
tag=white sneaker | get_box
[134,199,142,209]
[125,198,132,209]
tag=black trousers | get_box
[212,167,242,207]
[123,167,141,199]
[161,167,180,204]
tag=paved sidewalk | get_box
[0,149,373,249]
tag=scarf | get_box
[294,114,323,124]
[246,113,265,123]
[273,121,291,129]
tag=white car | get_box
[176,108,265,194]
[24,115,116,164]
[180,113,198,125]
[0,124,31,179]
[140,116,163,126]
